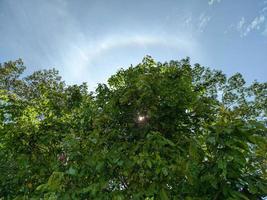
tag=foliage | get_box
[0,56,266,199]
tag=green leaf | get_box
[66,167,77,176]
[160,189,169,200]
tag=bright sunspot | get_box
[138,115,146,122]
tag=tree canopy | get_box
[0,56,266,199]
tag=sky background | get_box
[0,0,267,90]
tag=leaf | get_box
[218,159,227,177]
[189,142,199,160]
[230,191,249,200]
[35,172,64,193]
[147,160,152,168]
[160,189,169,200]
[162,167,168,176]
[66,167,77,176]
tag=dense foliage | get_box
[0,56,266,199]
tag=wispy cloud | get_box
[250,15,265,29]
[185,15,192,25]
[0,0,202,87]
[237,17,245,31]
[261,0,267,13]
[237,15,265,37]
[198,13,211,32]
[208,0,221,6]
[261,7,267,13]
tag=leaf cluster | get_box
[0,56,266,199]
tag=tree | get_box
[0,56,266,199]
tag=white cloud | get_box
[237,15,265,37]
[260,0,267,13]
[261,7,267,13]
[208,0,221,6]
[237,17,245,30]
[250,15,265,30]
[185,16,192,25]
[198,13,211,32]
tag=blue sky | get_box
[0,0,266,89]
